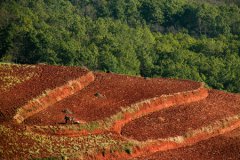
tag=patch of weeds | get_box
[0,64,38,91]
[123,106,138,114]
[122,142,134,155]
[86,121,100,131]
[44,89,51,94]
[50,126,57,134]
[78,121,100,131]
[86,149,95,156]
[111,112,123,121]
[72,145,80,151]
[29,148,40,155]
[46,145,54,153]
[0,125,11,134]
[109,145,119,154]
[166,136,184,143]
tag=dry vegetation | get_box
[0,63,39,92]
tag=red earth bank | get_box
[112,86,208,133]
[135,128,240,160]
[121,90,240,141]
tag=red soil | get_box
[111,87,208,134]
[0,64,38,92]
[2,64,240,160]
[136,128,240,160]
[0,64,89,123]
[94,117,240,160]
[121,90,240,141]
[14,71,94,123]
[23,72,201,125]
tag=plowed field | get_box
[24,72,200,125]
[135,128,240,160]
[0,64,89,122]
[1,63,240,160]
[121,90,240,141]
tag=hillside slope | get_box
[0,64,240,160]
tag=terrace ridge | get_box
[13,71,95,123]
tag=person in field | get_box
[64,115,71,124]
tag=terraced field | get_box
[135,128,240,160]
[24,72,200,125]
[1,63,240,160]
[0,63,92,123]
[122,90,240,141]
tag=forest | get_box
[0,0,240,92]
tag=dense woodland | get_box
[0,0,240,92]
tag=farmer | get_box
[64,115,70,124]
